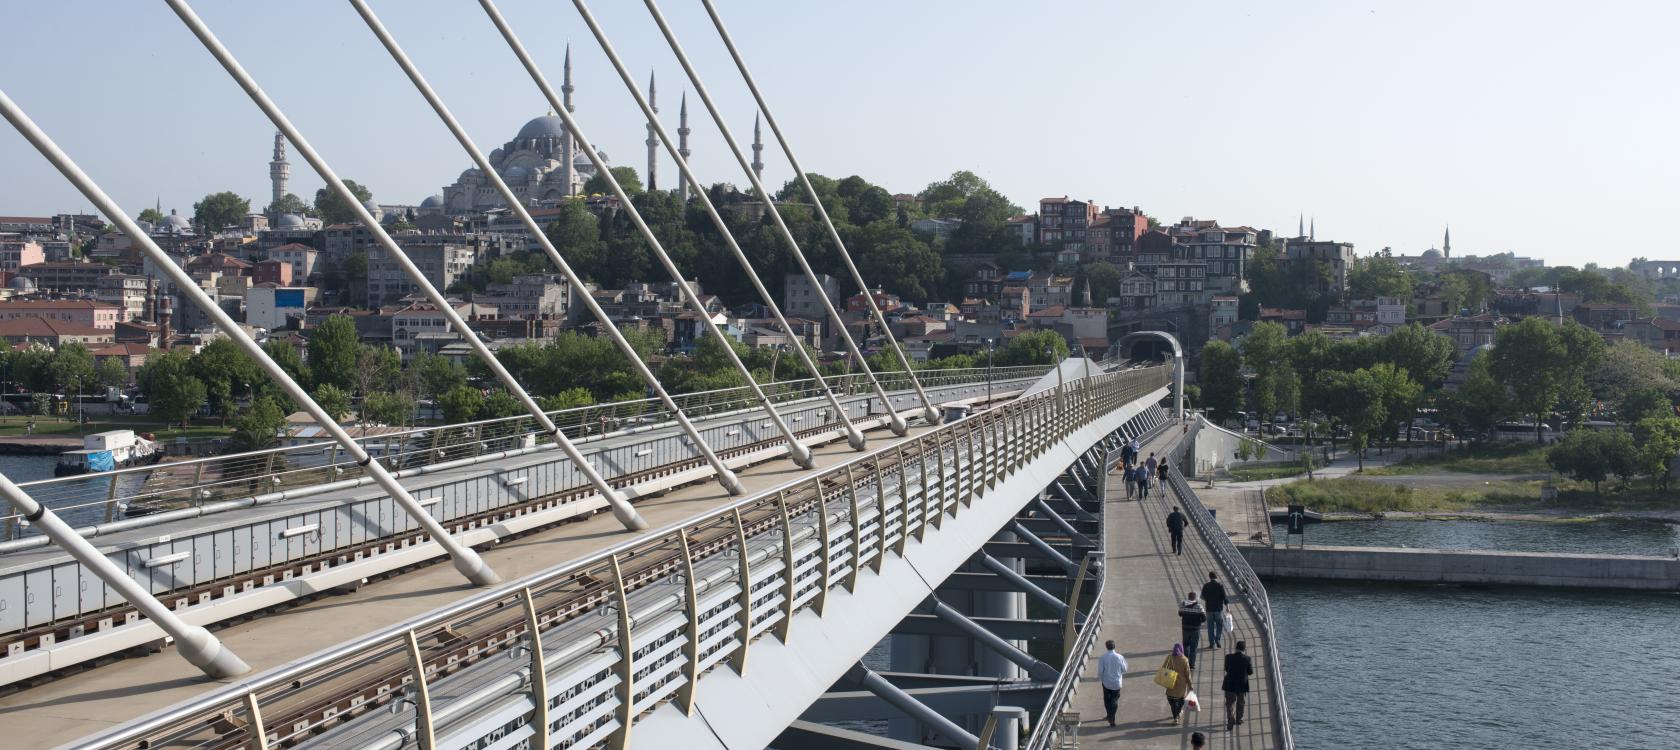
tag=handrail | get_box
[1163,430,1296,750]
[66,364,1170,750]
[1,364,1052,539]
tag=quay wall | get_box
[1240,544,1680,591]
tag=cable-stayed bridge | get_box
[0,2,1288,748]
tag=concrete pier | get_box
[1241,545,1680,591]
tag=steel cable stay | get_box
[685,0,942,425]
[558,0,872,453]
[636,0,929,436]
[161,0,660,532]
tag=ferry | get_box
[54,430,164,476]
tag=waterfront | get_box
[0,454,148,530]
[1270,519,1680,749]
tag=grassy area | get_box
[1266,477,1541,513]
[0,415,232,442]
[1228,462,1309,482]
[1361,442,1550,476]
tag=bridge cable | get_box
[684,0,944,426]
[557,0,871,454]
[163,0,652,530]
[639,0,933,434]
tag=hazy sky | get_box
[2,1,1675,268]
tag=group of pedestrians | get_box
[1156,570,1252,730]
[1117,437,1170,501]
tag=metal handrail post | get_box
[0,85,497,587]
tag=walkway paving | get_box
[0,421,944,749]
[1072,428,1281,749]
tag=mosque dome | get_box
[420,194,445,209]
[162,211,193,234]
[10,275,35,292]
[362,199,383,221]
[458,167,482,183]
[505,165,532,182]
[1422,248,1442,259]
[276,213,305,229]
[516,113,568,141]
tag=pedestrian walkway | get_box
[1072,428,1280,749]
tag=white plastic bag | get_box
[1185,689,1200,711]
[1223,610,1235,633]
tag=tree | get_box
[583,166,642,197]
[849,221,943,301]
[226,396,285,454]
[480,390,522,420]
[262,339,312,392]
[411,351,468,400]
[48,343,95,395]
[539,387,595,412]
[192,191,250,232]
[1241,322,1299,418]
[311,383,352,423]
[995,330,1067,366]
[1447,353,1508,442]
[1555,320,1606,429]
[1365,362,1423,448]
[135,350,207,428]
[1633,416,1680,491]
[1547,429,1631,494]
[544,200,606,282]
[137,208,165,225]
[95,357,129,390]
[1082,261,1123,305]
[1590,341,1676,421]
[191,338,262,423]
[362,391,415,428]
[1488,317,1566,444]
[352,345,403,401]
[314,180,373,226]
[1199,340,1243,424]
[307,315,361,390]
[263,193,312,218]
[1347,255,1413,300]
[438,385,484,425]
[1318,368,1386,470]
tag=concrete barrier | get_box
[1240,544,1680,591]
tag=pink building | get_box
[0,240,44,273]
[0,299,122,329]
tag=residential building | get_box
[1026,273,1074,311]
[247,285,312,330]
[390,300,499,359]
[1284,237,1356,296]
[0,318,115,347]
[0,240,44,273]
[784,272,840,320]
[847,288,904,314]
[479,273,572,320]
[963,262,1006,300]
[1151,261,1208,307]
[94,275,151,321]
[0,299,121,329]
[268,243,319,282]
[1180,224,1256,294]
[1087,207,1148,263]
[1037,197,1098,253]
[1623,317,1680,356]
[19,261,117,293]
[1117,271,1156,311]
[253,259,293,287]
[1209,295,1239,334]
[1429,313,1505,351]
[909,218,962,241]
[1005,214,1037,246]
[367,236,478,306]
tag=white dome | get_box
[276,213,305,229]
[362,199,383,221]
[161,211,192,234]
[420,194,445,209]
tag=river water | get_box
[0,454,149,530]
[1271,519,1680,749]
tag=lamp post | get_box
[985,338,994,404]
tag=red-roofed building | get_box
[0,299,122,329]
[0,318,116,347]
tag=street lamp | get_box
[985,338,994,404]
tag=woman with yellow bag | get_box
[1155,643,1193,724]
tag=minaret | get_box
[1309,217,1315,242]
[751,113,765,184]
[644,70,659,192]
[677,92,692,204]
[561,45,576,197]
[1443,225,1451,259]
[1297,213,1304,238]
[268,132,289,208]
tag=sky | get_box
[1,0,1676,269]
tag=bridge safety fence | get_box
[1,365,1052,542]
[64,365,1169,750]
[1162,421,1296,750]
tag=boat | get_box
[54,430,164,476]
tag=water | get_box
[0,454,58,483]
[1270,520,1680,749]
[0,454,150,529]
[1291,517,1680,556]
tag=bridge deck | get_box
[0,420,941,749]
[1074,429,1280,749]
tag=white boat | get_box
[55,430,163,476]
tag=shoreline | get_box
[1275,508,1680,524]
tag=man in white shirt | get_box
[1098,640,1128,726]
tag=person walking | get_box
[1161,643,1193,724]
[1156,458,1171,484]
[1201,571,1228,650]
[1121,438,1136,467]
[1098,640,1128,727]
[1178,592,1206,670]
[1166,506,1187,555]
[1222,640,1254,730]
[1124,462,1136,499]
[1134,463,1151,499]
[1145,452,1159,477]
[1191,732,1207,749]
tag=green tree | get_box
[263,192,312,218]
[994,330,1067,366]
[411,351,468,400]
[849,221,943,301]
[362,391,415,427]
[480,390,522,420]
[261,339,312,392]
[539,387,595,412]
[307,315,361,390]
[1241,322,1299,418]
[311,383,352,423]
[226,396,285,454]
[95,357,129,390]
[1547,428,1629,494]
[137,208,165,225]
[1446,353,1508,442]
[192,338,262,422]
[915,170,1023,226]
[352,345,403,400]
[1488,317,1566,444]
[438,385,484,425]
[1081,261,1123,305]
[1347,255,1413,300]
[314,180,373,226]
[192,191,250,232]
[1632,416,1680,491]
[544,200,606,282]
[1590,341,1675,421]
[1366,362,1423,447]
[583,166,643,196]
[1199,340,1244,424]
[48,343,95,395]
[136,350,207,428]
[1318,368,1387,469]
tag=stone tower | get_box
[751,113,764,184]
[1443,225,1451,259]
[677,92,692,204]
[561,45,576,197]
[645,71,659,192]
[268,132,289,208]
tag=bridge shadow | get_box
[0,675,207,713]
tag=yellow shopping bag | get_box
[1153,666,1179,689]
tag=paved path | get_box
[0,421,943,749]
[1072,428,1280,749]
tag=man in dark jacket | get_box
[1222,641,1255,729]
[1178,593,1206,669]
[1201,571,1228,649]
[1165,506,1187,555]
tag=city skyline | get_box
[2,0,1676,268]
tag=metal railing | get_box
[2,365,1050,540]
[65,365,1169,750]
[1162,425,1296,750]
